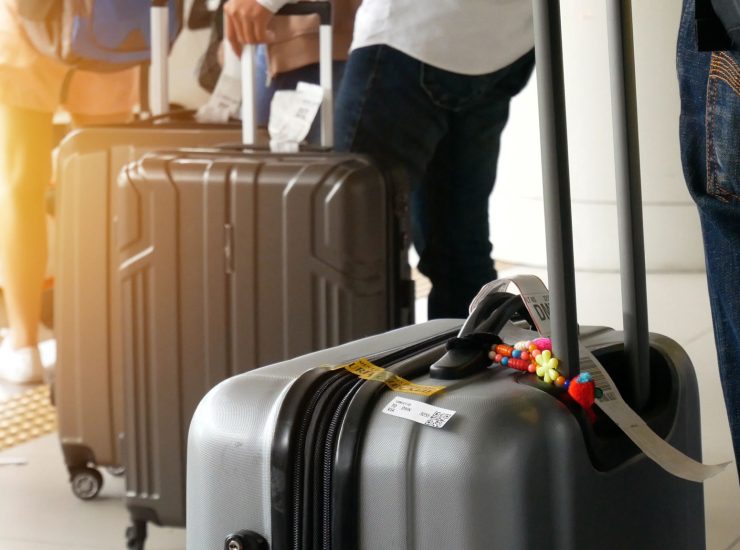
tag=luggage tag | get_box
[470,275,553,337]
[330,361,453,429]
[196,36,243,123]
[472,275,730,482]
[382,396,456,429]
[335,358,446,397]
[579,347,729,482]
[268,82,323,152]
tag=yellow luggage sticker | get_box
[335,358,445,397]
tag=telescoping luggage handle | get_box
[150,0,170,116]
[240,1,333,147]
[533,0,650,409]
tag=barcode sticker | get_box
[382,396,456,429]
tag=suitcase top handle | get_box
[239,1,333,147]
[430,292,529,380]
[533,0,650,410]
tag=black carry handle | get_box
[533,0,649,409]
[276,1,331,24]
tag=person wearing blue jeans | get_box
[223,0,534,319]
[677,0,740,476]
[332,0,535,319]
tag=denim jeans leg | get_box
[334,46,448,182]
[335,45,534,319]
[418,51,535,319]
[678,0,740,478]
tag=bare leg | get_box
[0,103,53,350]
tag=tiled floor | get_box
[0,267,738,549]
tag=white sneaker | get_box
[0,338,44,384]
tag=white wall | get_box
[490,0,704,273]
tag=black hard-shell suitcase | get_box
[184,1,719,549]
[117,4,414,547]
[53,1,241,499]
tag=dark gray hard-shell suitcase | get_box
[185,1,708,549]
[53,1,241,500]
[117,3,414,547]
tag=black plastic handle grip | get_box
[276,1,331,25]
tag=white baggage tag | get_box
[382,396,456,429]
[196,38,243,124]
[268,82,323,152]
[579,348,729,482]
[470,275,552,337]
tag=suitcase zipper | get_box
[272,329,459,550]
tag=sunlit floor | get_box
[0,266,738,550]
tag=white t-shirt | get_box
[352,0,533,75]
[258,0,534,76]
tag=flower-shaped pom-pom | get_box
[535,350,560,384]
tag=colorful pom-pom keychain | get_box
[488,337,602,419]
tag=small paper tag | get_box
[382,396,456,429]
[196,38,243,124]
[337,358,446,397]
[268,82,323,150]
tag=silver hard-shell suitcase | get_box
[53,1,240,499]
[186,319,703,550]
[118,4,414,547]
[185,1,707,548]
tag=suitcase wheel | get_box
[69,466,103,500]
[125,520,147,550]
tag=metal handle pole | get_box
[606,0,650,410]
[150,1,169,116]
[532,0,580,378]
